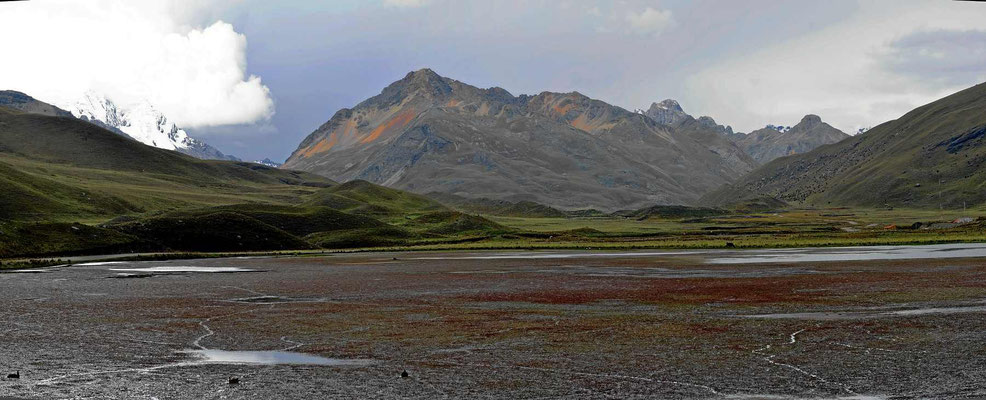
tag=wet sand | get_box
[3,245,986,399]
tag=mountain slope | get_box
[704,82,986,208]
[0,99,515,257]
[62,92,239,161]
[638,99,758,174]
[284,69,758,210]
[0,90,73,117]
[0,104,334,222]
[735,115,850,163]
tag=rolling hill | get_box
[704,82,986,209]
[0,96,505,257]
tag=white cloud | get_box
[684,1,986,135]
[0,0,272,128]
[383,0,432,8]
[625,7,674,37]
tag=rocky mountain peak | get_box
[402,68,452,94]
[798,114,823,128]
[653,99,683,112]
[735,114,849,163]
[643,99,689,126]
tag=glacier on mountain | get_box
[61,92,238,161]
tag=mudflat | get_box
[3,245,986,399]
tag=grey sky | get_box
[2,0,984,162]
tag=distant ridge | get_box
[734,114,849,163]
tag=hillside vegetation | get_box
[705,83,986,209]
[0,105,508,257]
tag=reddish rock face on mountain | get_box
[285,69,757,210]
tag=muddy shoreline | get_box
[3,245,986,398]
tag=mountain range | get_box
[6,69,983,215]
[640,98,848,164]
[283,69,758,210]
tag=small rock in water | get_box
[400,370,409,378]
[228,377,240,385]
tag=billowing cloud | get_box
[626,7,674,37]
[0,0,272,128]
[684,1,986,134]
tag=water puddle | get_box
[416,251,701,260]
[743,304,986,320]
[226,295,326,304]
[185,349,375,366]
[724,395,886,400]
[109,266,256,273]
[451,265,821,279]
[76,261,129,266]
[707,243,986,264]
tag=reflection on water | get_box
[186,350,375,366]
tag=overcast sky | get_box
[1,0,984,162]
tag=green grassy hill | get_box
[425,192,567,217]
[612,205,730,221]
[704,82,986,209]
[305,179,447,221]
[0,102,511,257]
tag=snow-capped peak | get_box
[766,124,791,133]
[58,91,239,161]
[63,91,193,151]
[253,158,282,168]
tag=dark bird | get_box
[228,377,239,385]
[725,242,736,248]
[7,371,19,379]
[400,370,409,378]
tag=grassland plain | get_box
[4,204,986,269]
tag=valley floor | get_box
[3,245,986,399]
